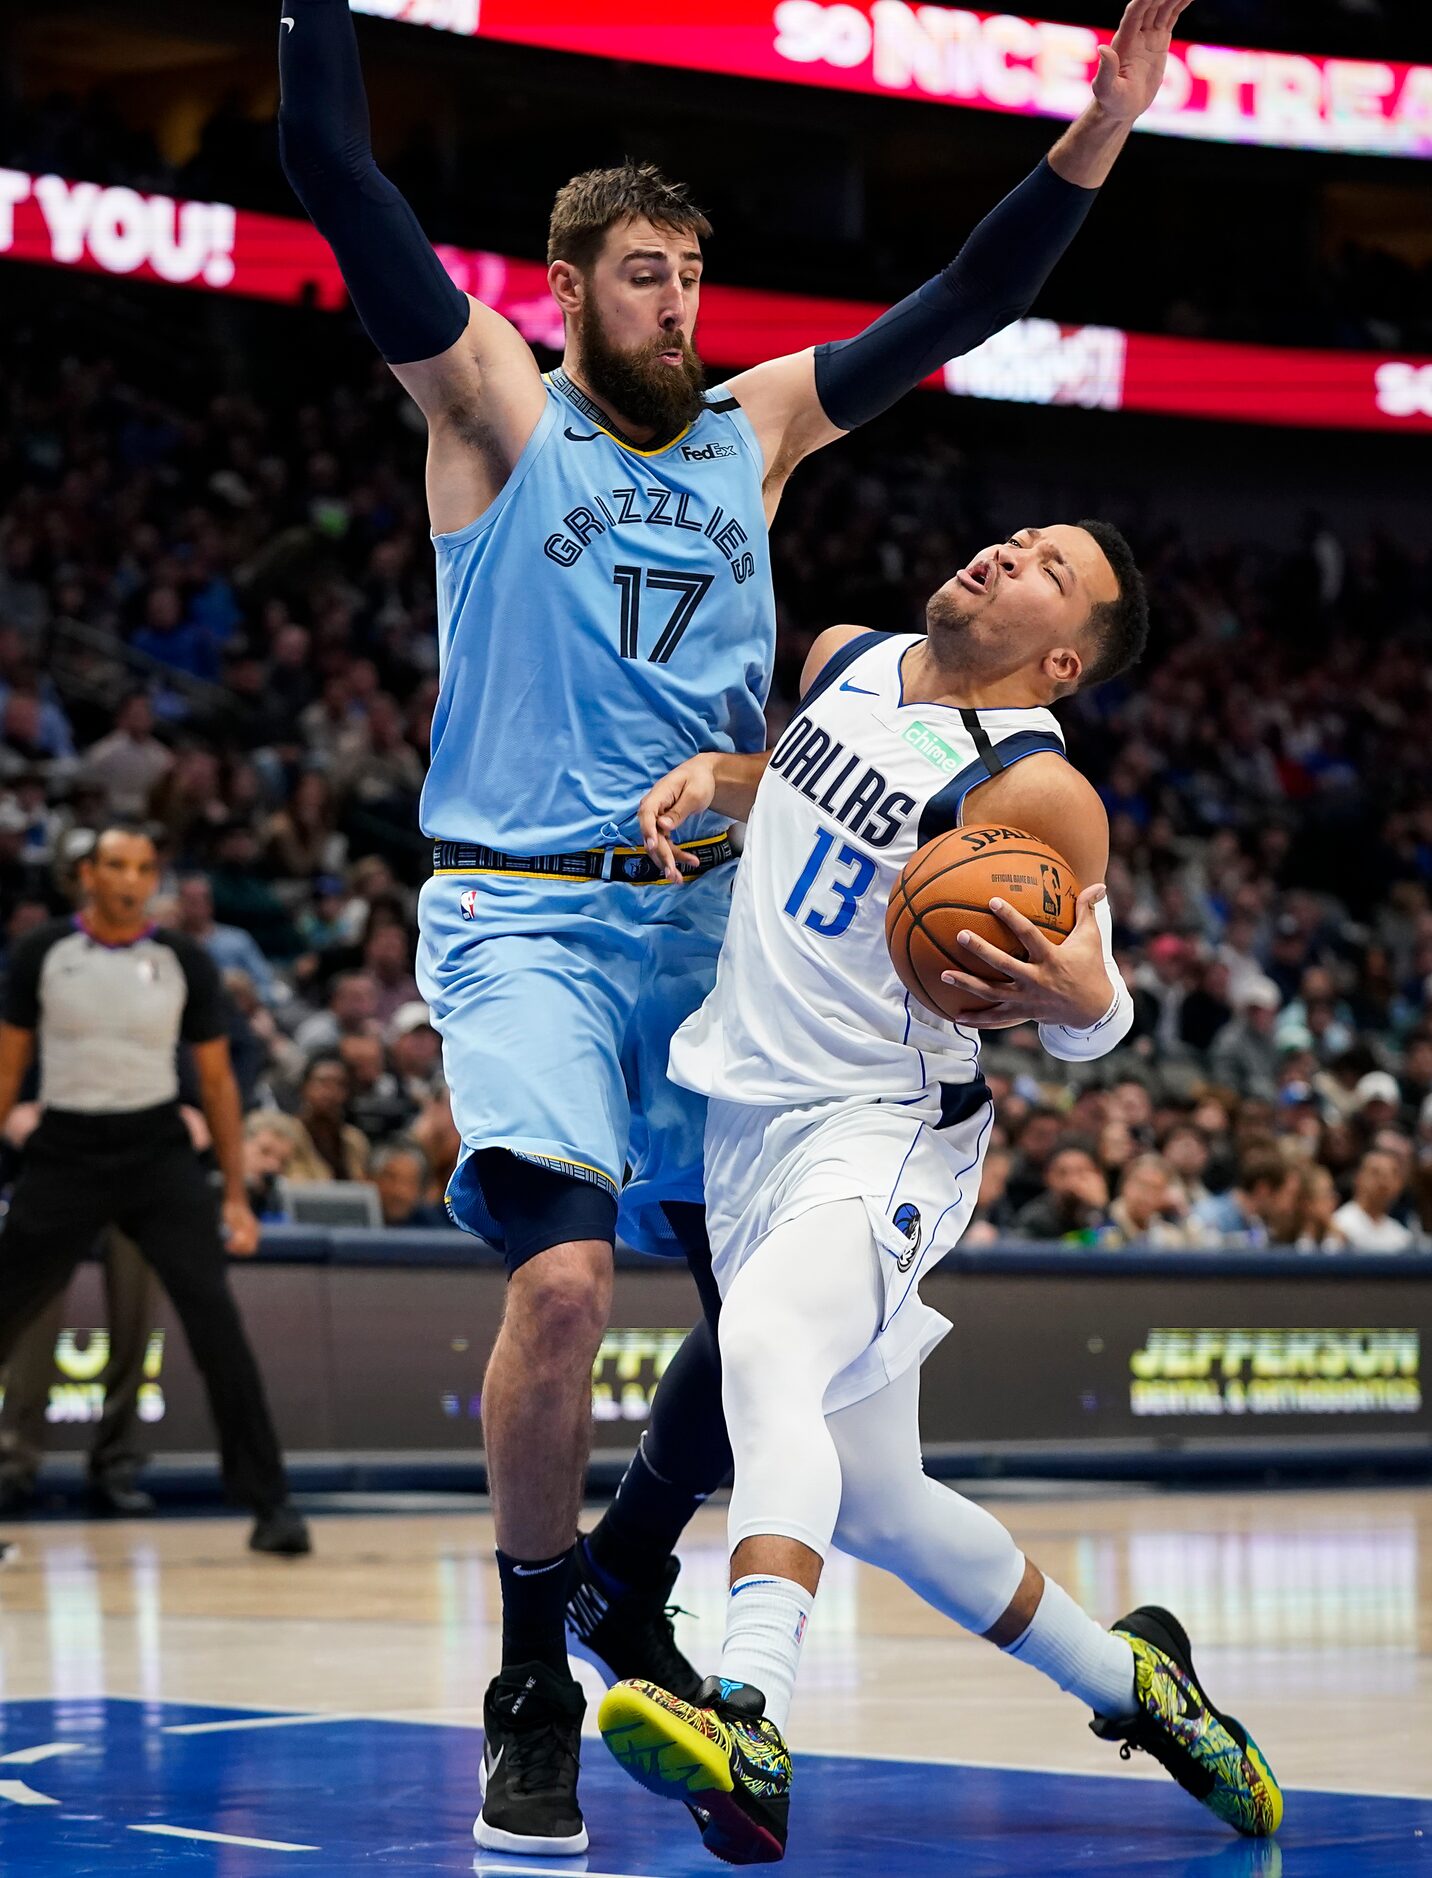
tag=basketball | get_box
[885,826,1080,1021]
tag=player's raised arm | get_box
[277,0,545,529]
[727,0,1193,485]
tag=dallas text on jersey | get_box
[768,712,917,850]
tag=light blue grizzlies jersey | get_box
[423,372,775,853]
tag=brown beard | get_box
[575,299,707,438]
[924,585,982,663]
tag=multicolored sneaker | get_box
[565,1539,704,1701]
[1091,1605,1283,1837]
[598,1675,791,1864]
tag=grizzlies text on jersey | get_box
[423,373,775,854]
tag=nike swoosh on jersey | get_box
[840,680,878,695]
[563,426,601,442]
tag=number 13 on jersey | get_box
[784,828,877,938]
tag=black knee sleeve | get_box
[476,1149,618,1272]
[661,1200,721,1331]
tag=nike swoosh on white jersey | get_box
[840,680,878,695]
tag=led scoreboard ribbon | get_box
[349,0,1432,162]
[3,167,1430,432]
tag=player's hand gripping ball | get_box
[885,825,1080,1021]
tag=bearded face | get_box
[925,584,979,638]
[576,296,707,437]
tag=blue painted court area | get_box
[0,1698,1425,1876]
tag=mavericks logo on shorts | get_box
[893,1201,923,1271]
[903,721,964,776]
[459,888,480,920]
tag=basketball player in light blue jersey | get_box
[278,0,1192,1851]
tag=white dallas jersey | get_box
[670,631,1067,1107]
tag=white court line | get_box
[799,1743,1432,1803]
[0,1742,87,1765]
[131,1823,319,1852]
[0,1779,59,1806]
[105,1695,1432,1804]
[475,1869,645,1877]
[163,1711,359,1736]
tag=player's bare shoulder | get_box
[799,625,876,696]
[965,750,1109,884]
[722,351,844,522]
[389,295,548,536]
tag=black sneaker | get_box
[473,1662,588,1855]
[0,1475,35,1517]
[248,1504,312,1556]
[1090,1605,1283,1837]
[88,1477,158,1519]
[566,1539,703,1701]
[600,1674,791,1865]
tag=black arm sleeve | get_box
[813,159,1097,432]
[277,0,470,365]
[3,928,53,1030]
[171,937,228,1046]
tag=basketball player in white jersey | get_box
[598,522,1283,1864]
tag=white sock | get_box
[1004,1578,1138,1720]
[718,1574,812,1734]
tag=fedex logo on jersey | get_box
[769,712,916,849]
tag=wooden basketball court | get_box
[0,1483,1427,1871]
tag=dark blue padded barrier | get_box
[252,1224,1430,1280]
[31,1229,1432,1496]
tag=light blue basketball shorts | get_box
[416,861,733,1259]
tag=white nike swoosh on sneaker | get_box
[281,16,295,28]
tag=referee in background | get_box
[0,825,310,1555]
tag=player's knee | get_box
[507,1245,611,1362]
[831,1486,908,1568]
[716,1285,790,1397]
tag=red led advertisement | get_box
[4,168,1430,432]
[349,0,1432,161]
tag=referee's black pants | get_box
[0,1104,289,1515]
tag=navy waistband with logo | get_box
[433,830,735,885]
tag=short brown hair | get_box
[1237,1141,1288,1194]
[547,161,711,270]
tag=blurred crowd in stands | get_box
[2,281,1432,1246]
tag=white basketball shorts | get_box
[702,1077,993,1412]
